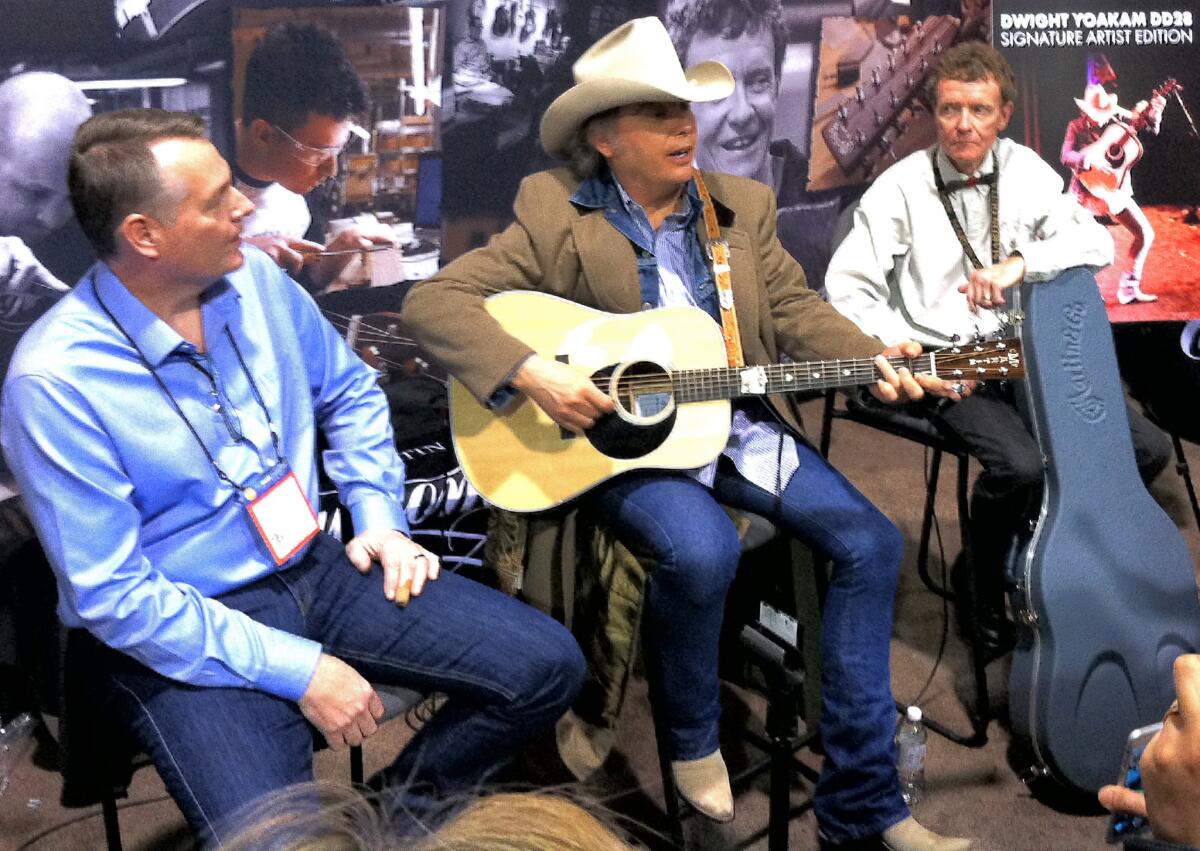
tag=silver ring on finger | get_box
[952,382,965,395]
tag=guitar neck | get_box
[671,353,935,403]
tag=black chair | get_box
[818,389,991,748]
[62,630,423,851]
[8,508,423,851]
[1113,322,1200,533]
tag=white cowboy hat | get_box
[539,16,734,159]
[1075,83,1120,124]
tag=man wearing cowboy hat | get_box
[827,42,1169,663]
[1062,80,1167,305]
[403,16,971,851]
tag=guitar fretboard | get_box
[604,354,944,403]
[670,354,935,402]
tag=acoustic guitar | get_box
[449,291,1023,513]
[1074,79,1179,214]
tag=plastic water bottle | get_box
[0,712,36,798]
[895,705,928,806]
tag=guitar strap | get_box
[692,169,745,368]
[931,149,1000,270]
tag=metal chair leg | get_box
[101,787,123,851]
[915,447,950,599]
[1171,433,1200,532]
[918,455,989,748]
[641,598,687,847]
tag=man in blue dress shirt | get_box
[0,109,585,842]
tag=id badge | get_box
[245,466,319,565]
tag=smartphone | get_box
[1106,721,1164,843]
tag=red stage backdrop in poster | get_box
[996,0,1200,321]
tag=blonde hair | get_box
[415,792,632,851]
[215,783,633,851]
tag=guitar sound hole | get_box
[613,361,674,422]
[585,361,676,460]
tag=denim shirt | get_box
[573,170,801,493]
[571,167,718,319]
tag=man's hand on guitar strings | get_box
[869,341,974,404]
[959,254,1026,311]
[345,529,440,607]
[513,354,615,434]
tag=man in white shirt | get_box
[825,41,1171,655]
[235,23,395,291]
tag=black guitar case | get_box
[1008,267,1200,795]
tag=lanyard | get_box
[93,280,284,498]
[931,149,1000,270]
[692,169,745,369]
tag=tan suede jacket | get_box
[401,167,884,434]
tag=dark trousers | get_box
[933,382,1172,608]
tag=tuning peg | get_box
[887,50,896,70]
[837,104,849,122]
[889,91,900,108]
[871,67,882,88]
[855,85,865,103]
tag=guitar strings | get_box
[315,310,448,384]
[600,355,941,397]
[319,307,1002,395]
[321,309,420,346]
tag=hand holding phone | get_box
[1101,654,1200,848]
[1105,722,1162,843]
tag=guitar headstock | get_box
[933,338,1025,380]
[820,0,993,178]
[822,17,959,176]
[1155,78,1182,98]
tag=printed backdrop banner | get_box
[996,0,1200,322]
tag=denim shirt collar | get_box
[89,262,240,367]
[570,166,704,227]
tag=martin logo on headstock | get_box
[821,0,992,181]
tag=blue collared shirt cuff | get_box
[259,630,324,701]
[350,496,411,536]
[487,353,535,409]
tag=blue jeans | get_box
[84,534,585,843]
[589,442,907,842]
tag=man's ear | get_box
[998,101,1015,133]
[248,118,275,146]
[589,123,617,159]
[118,213,161,260]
